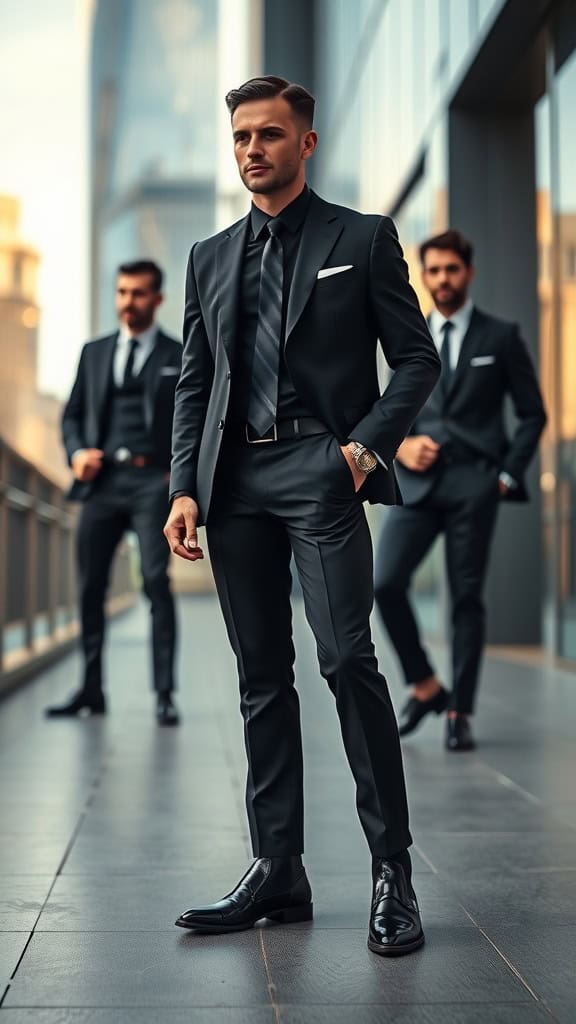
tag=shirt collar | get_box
[118,324,158,349]
[250,184,310,240]
[430,297,474,337]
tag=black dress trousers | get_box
[206,432,412,859]
[77,465,176,694]
[374,460,500,713]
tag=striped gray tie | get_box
[248,218,284,436]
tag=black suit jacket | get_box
[170,190,441,524]
[395,307,547,506]
[62,329,182,501]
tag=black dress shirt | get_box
[228,184,313,426]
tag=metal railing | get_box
[0,437,135,697]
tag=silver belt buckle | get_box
[113,447,132,465]
[245,424,278,444]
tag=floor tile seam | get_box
[12,790,102,947]
[458,906,550,1009]
[0,1000,554,1011]
[412,842,439,874]
[0,930,35,1009]
[477,764,550,809]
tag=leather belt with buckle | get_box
[112,448,154,467]
[244,417,328,444]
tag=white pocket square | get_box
[317,265,354,279]
[160,366,180,375]
[470,355,495,367]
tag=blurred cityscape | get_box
[1,0,576,674]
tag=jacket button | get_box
[218,419,225,430]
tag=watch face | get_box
[358,450,377,471]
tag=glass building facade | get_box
[90,0,217,337]
[264,0,576,659]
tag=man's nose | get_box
[247,138,264,157]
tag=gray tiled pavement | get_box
[1,593,575,1021]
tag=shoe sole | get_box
[175,902,313,932]
[368,931,425,956]
[45,708,106,717]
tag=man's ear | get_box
[301,130,318,161]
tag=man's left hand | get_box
[340,444,367,492]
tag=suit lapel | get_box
[286,193,343,342]
[216,215,250,362]
[142,333,169,429]
[94,334,117,433]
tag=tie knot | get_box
[128,336,139,349]
[267,218,283,239]
[441,321,454,336]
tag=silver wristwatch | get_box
[349,441,378,474]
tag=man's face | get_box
[231,96,316,195]
[115,273,162,332]
[421,249,474,311]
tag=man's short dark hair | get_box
[419,230,474,268]
[225,75,315,128]
[117,260,164,292]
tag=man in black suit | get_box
[375,230,546,752]
[164,77,440,955]
[46,260,182,726]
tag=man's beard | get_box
[433,286,467,309]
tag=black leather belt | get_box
[243,417,328,444]
[110,448,156,467]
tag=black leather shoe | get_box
[446,715,476,751]
[45,689,106,717]
[398,686,449,737]
[156,693,180,726]
[175,857,313,933]
[368,860,424,956]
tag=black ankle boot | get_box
[175,857,313,933]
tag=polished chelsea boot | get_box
[175,857,313,932]
[156,692,180,726]
[446,715,476,751]
[368,859,424,956]
[398,686,449,737]
[45,689,106,717]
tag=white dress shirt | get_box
[114,324,158,386]
[429,298,474,371]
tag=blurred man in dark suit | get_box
[46,261,182,725]
[375,230,546,751]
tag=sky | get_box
[0,0,92,398]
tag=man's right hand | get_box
[71,448,104,482]
[163,496,204,562]
[397,435,440,472]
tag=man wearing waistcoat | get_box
[164,77,440,955]
[46,261,182,726]
[375,230,546,752]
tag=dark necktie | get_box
[439,321,454,395]
[123,337,139,386]
[248,219,284,436]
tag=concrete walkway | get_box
[1,593,575,1022]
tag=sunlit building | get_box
[90,0,218,336]
[0,196,65,485]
